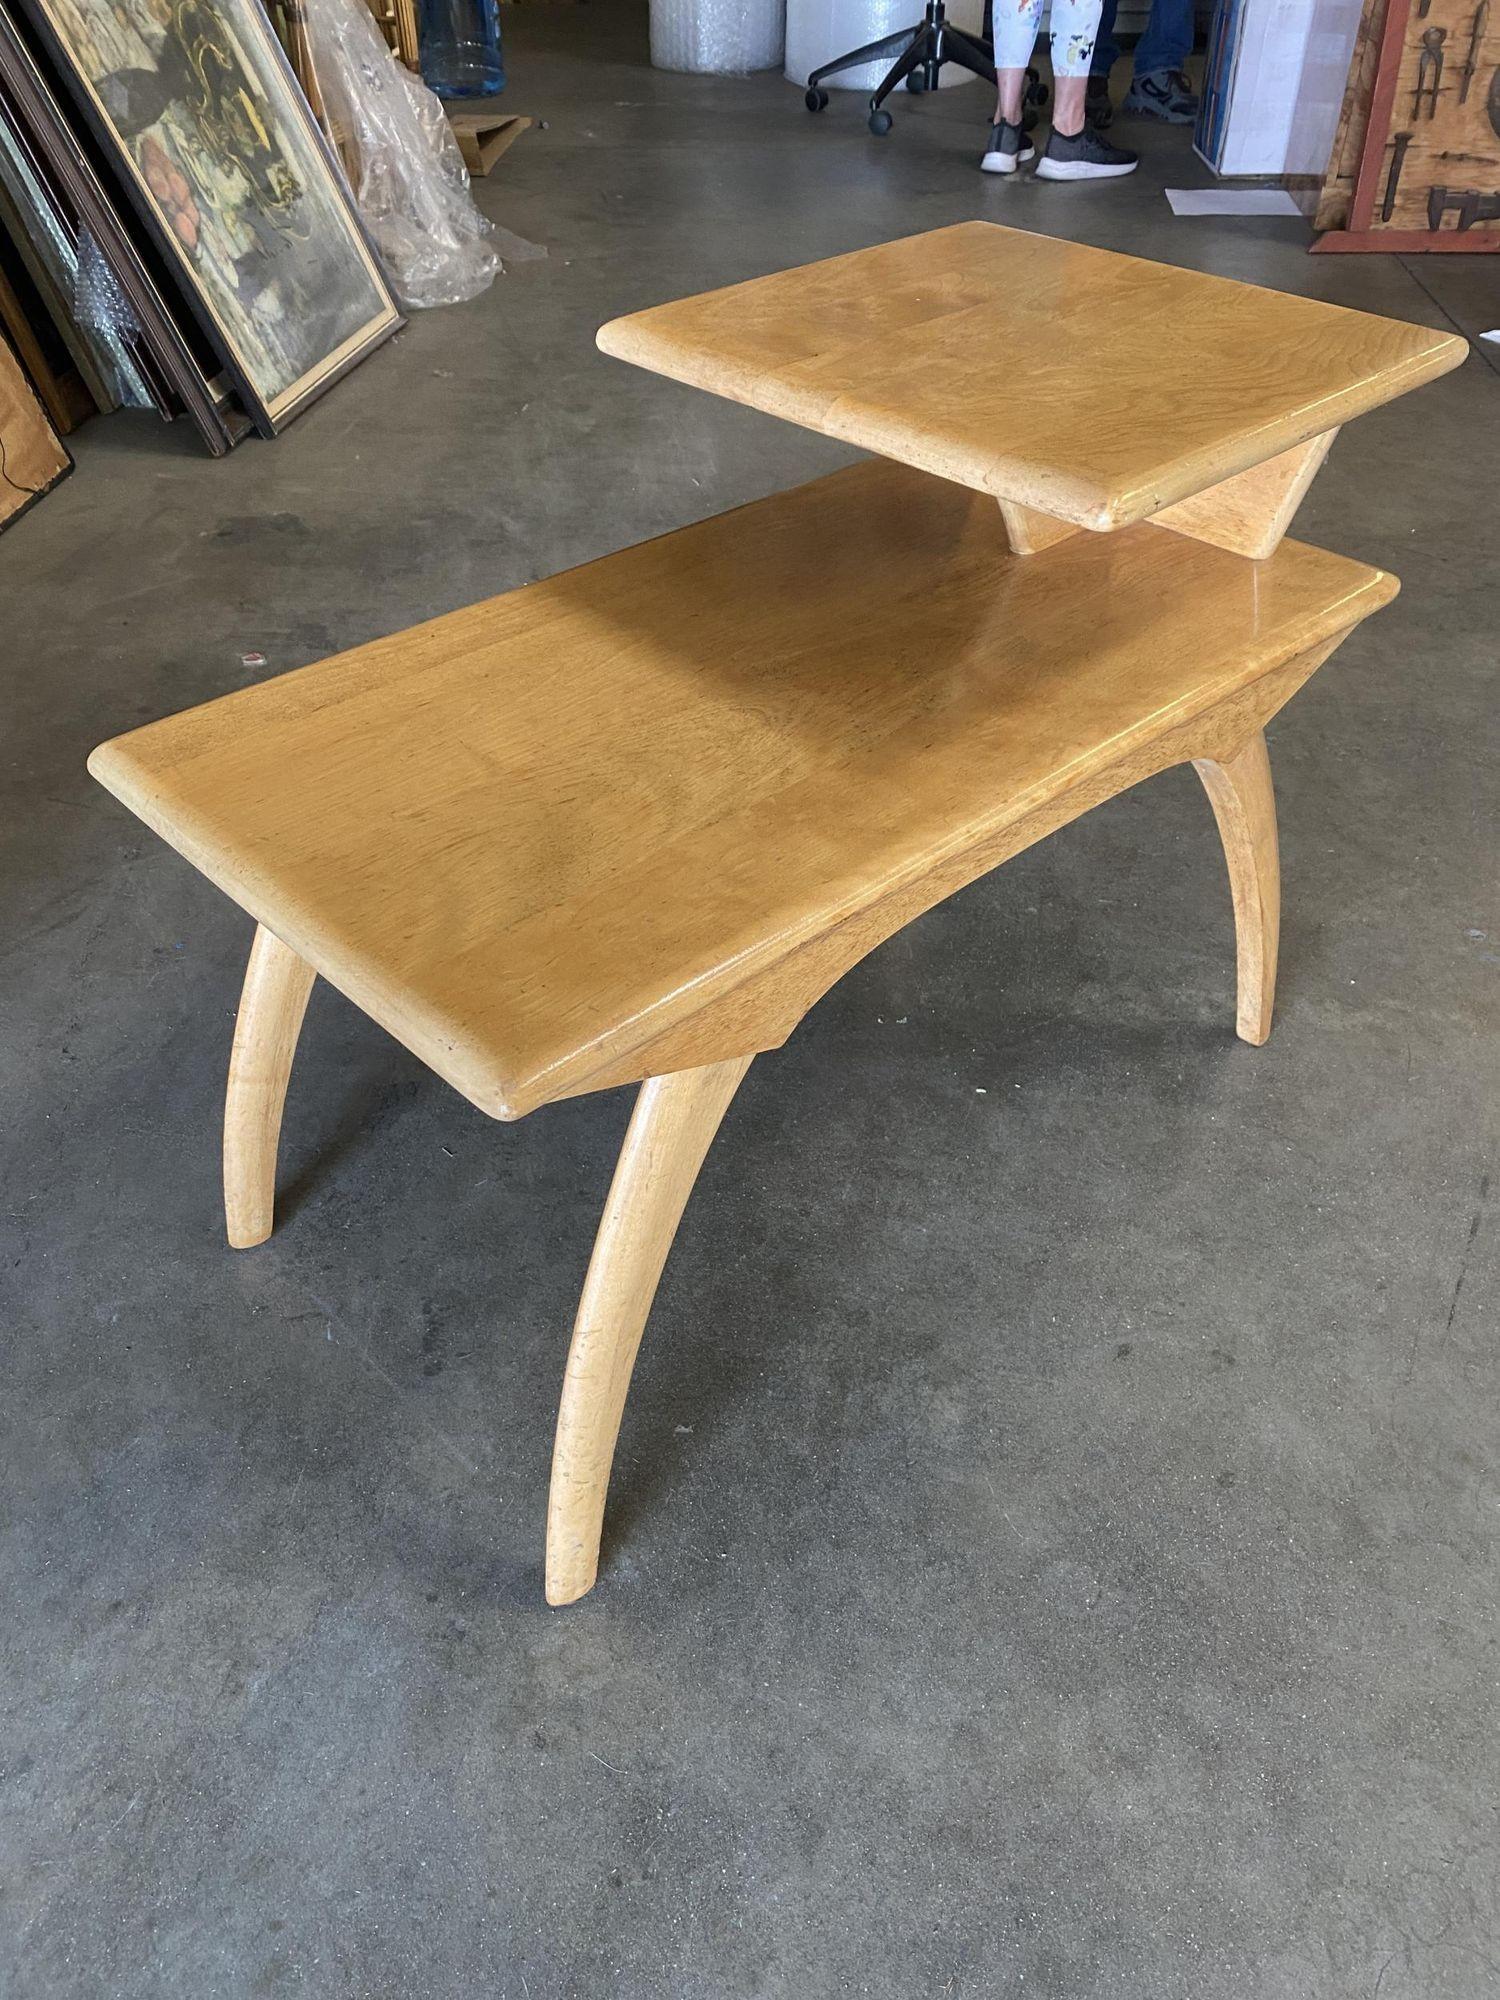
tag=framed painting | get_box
[0,13,251,452]
[12,0,402,433]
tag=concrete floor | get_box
[4,4,1498,1995]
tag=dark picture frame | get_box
[13,0,402,434]
[0,14,252,452]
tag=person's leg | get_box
[983,0,1042,171]
[1052,71,1088,136]
[991,0,1043,123]
[1123,0,1199,119]
[985,0,1138,176]
[1091,0,1121,77]
[1033,0,1140,176]
[1086,0,1119,124]
[1133,0,1193,76]
[1048,0,1102,118]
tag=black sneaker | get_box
[1085,75,1114,129]
[980,118,1036,174]
[1034,124,1139,180]
[1123,67,1199,122]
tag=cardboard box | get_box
[447,112,531,177]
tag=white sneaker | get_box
[980,119,1036,174]
[1033,125,1140,180]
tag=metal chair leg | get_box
[809,26,918,88]
[871,27,934,109]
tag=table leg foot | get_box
[1193,731,1280,1046]
[223,924,316,1249]
[545,1055,753,1605]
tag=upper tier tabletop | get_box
[596,222,1467,530]
[89,461,1394,1123]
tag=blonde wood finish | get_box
[0,333,69,530]
[1194,734,1281,1046]
[362,0,420,68]
[223,924,317,1248]
[546,1056,752,1605]
[596,223,1465,531]
[1002,429,1338,564]
[88,460,1397,1122]
[568,632,1347,1092]
[1154,430,1339,561]
[998,498,1081,556]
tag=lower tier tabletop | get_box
[89,459,1396,1119]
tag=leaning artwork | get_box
[20,0,401,429]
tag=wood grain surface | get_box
[1193,734,1281,1045]
[1312,0,1386,232]
[1152,429,1340,560]
[0,332,69,531]
[596,223,1465,529]
[1000,431,1340,561]
[1351,0,1500,240]
[223,924,318,1248]
[546,1054,753,1605]
[89,459,1397,1122]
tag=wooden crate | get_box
[364,0,420,70]
[1316,0,1500,249]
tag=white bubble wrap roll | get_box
[650,0,786,73]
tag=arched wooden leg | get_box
[1193,731,1280,1047]
[223,924,316,1249]
[546,1055,753,1605]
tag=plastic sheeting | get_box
[649,0,785,74]
[300,0,523,309]
[786,0,986,90]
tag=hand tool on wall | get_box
[1412,25,1446,117]
[1382,130,1414,216]
[1426,182,1500,227]
[1458,0,1488,100]
[1489,62,1500,136]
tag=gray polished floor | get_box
[3,5,1497,1995]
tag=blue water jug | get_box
[419,0,505,97]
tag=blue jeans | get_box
[1091,0,1193,77]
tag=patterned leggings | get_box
[991,0,1102,77]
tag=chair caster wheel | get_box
[805,87,829,111]
[905,71,925,91]
[868,106,894,134]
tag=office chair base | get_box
[805,3,1046,137]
